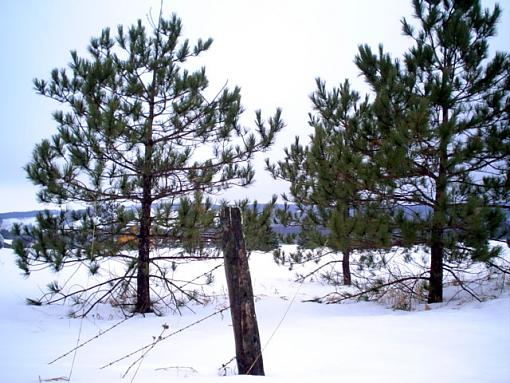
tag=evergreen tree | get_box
[14,14,283,313]
[234,196,279,252]
[268,80,393,285]
[270,0,508,299]
[354,0,509,302]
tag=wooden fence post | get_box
[221,206,265,376]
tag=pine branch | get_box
[315,275,429,304]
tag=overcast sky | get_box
[0,0,508,213]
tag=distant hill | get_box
[0,210,51,220]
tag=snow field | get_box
[0,244,509,383]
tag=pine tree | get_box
[14,14,283,313]
[268,80,393,285]
[354,0,509,302]
[234,196,279,252]
[270,0,508,299]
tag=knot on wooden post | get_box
[221,207,265,376]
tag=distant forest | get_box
[1,205,508,241]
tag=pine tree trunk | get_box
[429,191,445,303]
[429,231,443,303]
[136,181,152,313]
[342,250,352,286]
[428,106,448,304]
[135,73,156,314]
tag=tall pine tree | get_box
[15,14,283,313]
[270,0,508,300]
[354,0,509,302]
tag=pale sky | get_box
[0,0,508,213]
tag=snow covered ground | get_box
[0,244,509,383]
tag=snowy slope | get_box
[0,245,509,383]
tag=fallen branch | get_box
[443,266,482,303]
[313,275,429,304]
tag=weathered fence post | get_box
[221,206,265,376]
